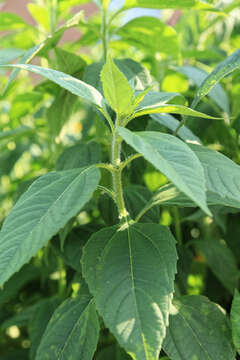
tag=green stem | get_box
[172,206,182,245]
[111,130,128,220]
[101,7,108,61]
[120,153,142,171]
[48,0,58,34]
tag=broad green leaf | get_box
[10,92,44,120]
[0,126,33,142]
[0,13,28,31]
[117,17,179,58]
[0,48,25,65]
[177,65,229,114]
[150,114,201,143]
[163,295,235,360]
[82,223,177,360]
[1,64,104,107]
[56,142,101,171]
[0,166,100,286]
[100,56,134,117]
[1,303,39,331]
[29,297,61,360]
[192,49,240,109]
[84,58,152,93]
[189,144,240,210]
[231,289,240,355]
[27,3,50,31]
[36,293,100,360]
[131,103,221,120]
[54,47,86,75]
[96,345,131,360]
[118,128,210,215]
[3,11,84,91]
[123,0,217,10]
[193,239,238,294]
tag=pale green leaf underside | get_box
[118,128,210,215]
[0,167,100,286]
[189,144,240,207]
[82,223,177,360]
[100,56,134,116]
[231,290,240,355]
[36,294,99,360]
[132,104,220,120]
[192,49,240,108]
[163,295,235,360]
[1,64,104,107]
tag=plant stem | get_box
[111,130,128,220]
[120,153,142,171]
[101,7,108,61]
[172,206,182,245]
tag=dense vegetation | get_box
[0,0,240,359]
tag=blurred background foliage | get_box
[0,0,240,358]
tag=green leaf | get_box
[193,239,238,294]
[192,49,240,109]
[189,144,240,210]
[54,47,86,75]
[150,114,201,143]
[100,56,134,117]
[123,0,218,10]
[27,3,50,31]
[0,48,25,65]
[56,142,101,171]
[118,128,210,215]
[117,17,180,58]
[1,63,104,107]
[0,126,33,142]
[36,293,100,360]
[136,91,184,109]
[29,297,61,360]
[82,223,177,360]
[163,295,235,360]
[10,92,44,120]
[177,65,229,114]
[0,13,28,31]
[131,103,221,120]
[0,166,100,286]
[231,289,240,355]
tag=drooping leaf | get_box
[192,49,240,109]
[118,127,210,215]
[82,223,177,360]
[163,295,235,360]
[36,292,100,360]
[193,239,238,294]
[100,56,134,117]
[177,65,229,114]
[117,17,180,58]
[189,143,240,209]
[150,114,201,143]
[231,289,240,355]
[56,142,101,171]
[0,166,100,286]
[123,0,217,10]
[1,64,104,107]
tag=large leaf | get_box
[177,65,229,114]
[123,0,217,10]
[118,128,210,215]
[0,13,28,31]
[117,16,179,57]
[150,114,201,143]
[1,64,104,107]
[163,295,235,360]
[192,49,240,109]
[231,289,240,355]
[82,223,177,360]
[0,48,25,65]
[189,144,240,208]
[0,166,100,286]
[100,56,134,117]
[36,292,99,360]
[193,239,238,294]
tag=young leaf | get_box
[0,166,100,286]
[193,239,238,294]
[82,223,177,360]
[189,144,240,209]
[1,64,104,107]
[100,56,134,117]
[118,127,210,216]
[231,289,240,355]
[163,295,235,360]
[36,293,100,360]
[192,49,240,109]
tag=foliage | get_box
[0,0,240,359]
